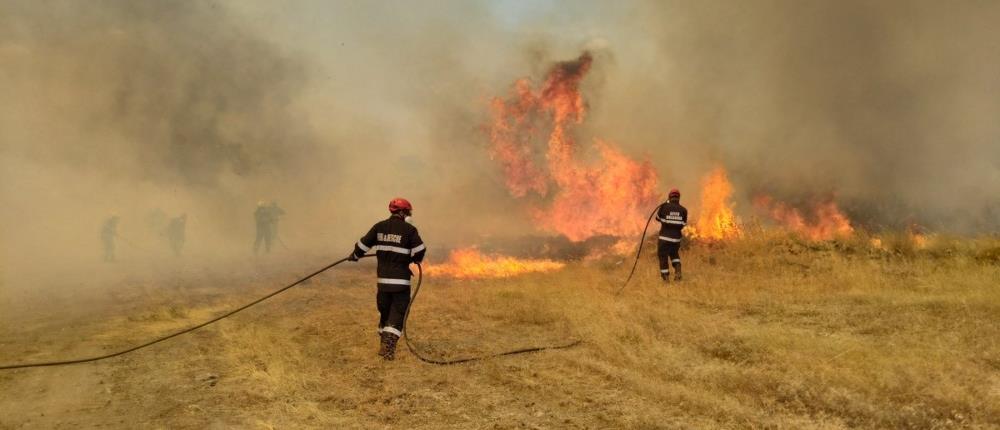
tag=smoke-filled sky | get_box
[2,0,999,271]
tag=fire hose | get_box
[402,263,581,365]
[0,255,373,370]
[0,255,581,370]
[615,203,664,295]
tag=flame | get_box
[582,238,639,261]
[425,248,565,279]
[687,166,742,241]
[908,224,930,249]
[611,238,636,256]
[488,52,661,242]
[488,79,549,198]
[754,195,853,240]
[534,140,661,241]
[870,234,929,250]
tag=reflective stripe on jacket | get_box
[657,201,688,242]
[353,216,426,291]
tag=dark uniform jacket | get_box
[656,200,688,243]
[352,216,426,292]
[254,206,268,227]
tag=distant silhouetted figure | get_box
[166,214,187,257]
[101,215,120,262]
[254,201,285,254]
[267,202,285,248]
[254,201,268,254]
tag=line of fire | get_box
[428,52,928,280]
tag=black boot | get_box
[381,333,399,361]
[377,331,390,357]
[673,264,682,282]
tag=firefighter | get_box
[348,198,426,361]
[267,201,285,248]
[254,201,286,255]
[166,213,187,257]
[656,188,688,282]
[101,215,119,262]
[253,201,271,255]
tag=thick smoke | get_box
[2,0,999,283]
[0,0,534,280]
[0,0,344,275]
[1,1,323,185]
[337,0,1000,235]
[593,0,1000,232]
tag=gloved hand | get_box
[347,253,359,262]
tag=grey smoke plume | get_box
[1,1,319,186]
[593,0,1000,232]
[0,0,345,271]
[2,0,998,276]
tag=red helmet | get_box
[668,188,681,199]
[388,198,412,214]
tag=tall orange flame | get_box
[488,53,660,242]
[688,166,741,240]
[753,195,853,240]
[488,79,549,197]
[425,248,565,279]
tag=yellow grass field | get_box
[2,234,999,429]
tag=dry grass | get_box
[1,234,998,429]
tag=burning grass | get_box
[1,234,998,428]
[753,195,854,241]
[688,166,742,241]
[423,247,565,279]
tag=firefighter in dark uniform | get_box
[101,215,120,262]
[656,188,688,283]
[266,201,285,247]
[166,214,186,257]
[253,201,270,254]
[254,201,286,255]
[349,198,426,361]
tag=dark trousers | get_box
[103,237,115,262]
[657,241,681,278]
[377,289,411,335]
[253,226,272,254]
